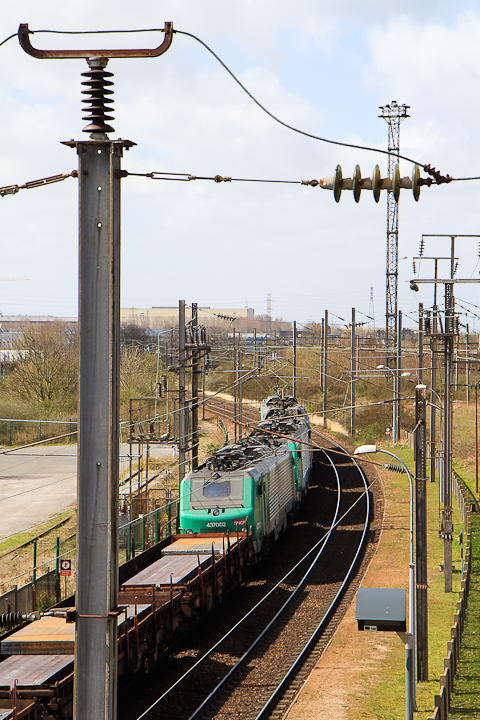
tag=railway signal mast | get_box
[18,23,174,720]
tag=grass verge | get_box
[359,444,466,719]
[448,504,480,719]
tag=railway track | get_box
[119,400,383,720]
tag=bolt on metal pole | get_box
[415,384,428,680]
[351,308,356,436]
[178,300,186,481]
[67,112,129,720]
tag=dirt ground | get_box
[286,459,410,720]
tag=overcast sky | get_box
[1,2,480,329]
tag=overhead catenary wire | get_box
[134,428,412,720]
[0,26,460,180]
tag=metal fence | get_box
[0,569,60,615]
[0,418,77,446]
[119,491,178,563]
[427,471,475,720]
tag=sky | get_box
[1,1,480,330]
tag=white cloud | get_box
[1,2,480,325]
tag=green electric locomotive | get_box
[179,405,312,554]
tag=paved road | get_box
[0,442,177,540]
[0,445,78,540]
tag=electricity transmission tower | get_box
[379,101,409,357]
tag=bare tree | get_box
[8,323,78,402]
[120,345,155,396]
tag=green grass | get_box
[448,507,480,719]
[360,445,468,719]
[0,511,74,557]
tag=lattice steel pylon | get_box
[379,101,410,357]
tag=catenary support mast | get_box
[379,101,409,361]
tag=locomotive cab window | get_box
[190,475,244,509]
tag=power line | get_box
[123,170,317,185]
[173,29,426,168]
[0,26,452,178]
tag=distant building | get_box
[0,316,77,330]
[120,307,255,326]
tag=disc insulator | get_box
[81,68,115,134]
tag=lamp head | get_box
[354,445,377,455]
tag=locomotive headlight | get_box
[213,509,220,516]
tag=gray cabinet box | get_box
[356,588,406,632]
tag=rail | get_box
[185,435,370,720]
[255,435,371,718]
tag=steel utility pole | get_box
[418,303,424,384]
[466,325,470,405]
[415,384,428,680]
[18,22,174,720]
[414,234,480,592]
[191,303,199,469]
[293,320,297,397]
[70,91,127,720]
[443,246,455,594]
[233,335,238,443]
[320,318,325,390]
[379,101,409,364]
[323,310,328,426]
[476,384,479,495]
[179,300,187,481]
[351,308,356,436]
[238,348,243,439]
[396,310,403,442]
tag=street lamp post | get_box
[354,444,415,720]
[377,364,397,441]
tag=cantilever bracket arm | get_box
[18,22,173,59]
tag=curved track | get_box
[119,399,382,720]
